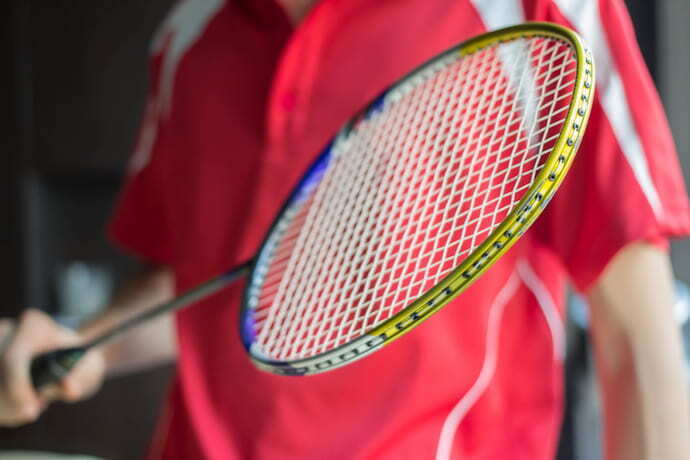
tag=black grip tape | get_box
[30,347,86,389]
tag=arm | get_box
[587,242,690,460]
[81,264,177,376]
[0,263,176,427]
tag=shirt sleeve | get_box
[530,0,690,292]
[108,93,175,266]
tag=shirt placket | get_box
[264,0,340,159]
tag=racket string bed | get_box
[252,35,581,361]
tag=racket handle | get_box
[30,347,86,389]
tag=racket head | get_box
[241,22,595,375]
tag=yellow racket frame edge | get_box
[251,23,595,375]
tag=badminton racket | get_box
[31,22,595,385]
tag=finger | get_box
[0,319,15,351]
[14,308,80,351]
[58,378,82,403]
[0,318,38,425]
[1,342,40,421]
[37,383,61,405]
[57,349,105,403]
[2,309,59,415]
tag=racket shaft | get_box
[30,261,252,389]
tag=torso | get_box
[108,0,687,458]
[141,3,566,457]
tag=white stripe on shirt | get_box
[517,260,566,361]
[553,0,664,218]
[470,0,525,29]
[435,271,521,460]
[130,0,225,173]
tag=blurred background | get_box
[0,1,688,459]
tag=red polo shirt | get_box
[110,0,690,458]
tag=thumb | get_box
[56,349,105,403]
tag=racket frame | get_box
[240,22,595,375]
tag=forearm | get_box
[588,318,643,460]
[588,243,690,460]
[632,323,689,460]
[78,265,177,376]
[589,305,688,460]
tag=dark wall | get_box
[625,0,656,78]
[4,1,176,317]
[1,1,24,315]
[1,1,175,458]
[22,1,172,175]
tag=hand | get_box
[0,308,105,427]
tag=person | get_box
[1,0,689,458]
